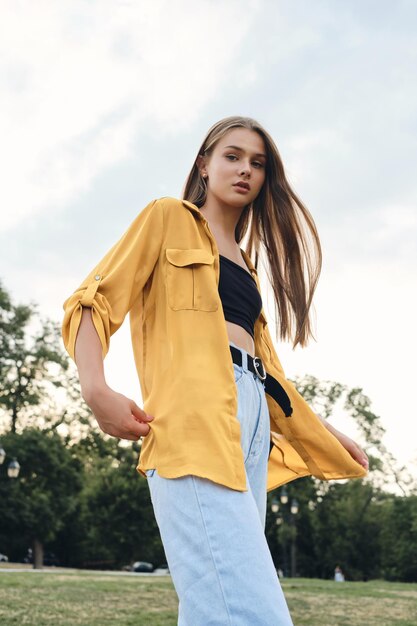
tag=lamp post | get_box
[271,487,299,578]
[290,498,299,578]
[0,445,21,478]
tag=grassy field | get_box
[1,565,416,625]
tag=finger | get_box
[128,421,151,439]
[105,415,151,440]
[356,449,369,468]
[356,445,369,468]
[121,432,142,441]
[115,424,150,441]
[130,400,154,422]
[348,446,366,468]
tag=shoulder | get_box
[131,197,199,232]
[154,196,190,211]
[132,196,184,220]
[153,196,200,222]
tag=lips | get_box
[233,181,250,190]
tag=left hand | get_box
[316,413,369,471]
[333,431,369,471]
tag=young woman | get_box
[62,116,369,625]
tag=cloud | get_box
[0,0,260,231]
[370,205,417,259]
[1,0,416,481]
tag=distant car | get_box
[123,561,170,574]
[132,561,154,573]
[0,553,8,562]
[43,552,60,567]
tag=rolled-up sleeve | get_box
[62,198,163,361]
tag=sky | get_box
[1,0,416,485]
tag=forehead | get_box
[215,127,265,154]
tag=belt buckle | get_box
[253,356,266,381]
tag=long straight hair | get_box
[182,116,322,349]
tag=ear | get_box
[196,154,208,178]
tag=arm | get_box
[62,198,164,440]
[316,413,369,471]
[75,306,106,398]
[75,307,153,441]
[62,198,163,360]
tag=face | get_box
[198,128,267,208]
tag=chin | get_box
[211,189,251,209]
[224,194,250,209]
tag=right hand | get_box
[83,384,154,441]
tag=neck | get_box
[199,195,245,241]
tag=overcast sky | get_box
[1,0,416,483]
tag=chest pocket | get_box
[165,248,219,312]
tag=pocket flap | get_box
[166,248,214,267]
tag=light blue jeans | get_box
[145,342,294,626]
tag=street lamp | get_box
[271,488,300,578]
[7,459,20,478]
[0,446,21,478]
[289,498,299,578]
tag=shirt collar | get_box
[181,199,258,276]
[240,248,258,276]
[181,199,203,217]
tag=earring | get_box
[200,172,208,194]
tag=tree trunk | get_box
[32,538,44,569]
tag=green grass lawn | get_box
[0,565,416,625]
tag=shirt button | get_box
[95,274,101,281]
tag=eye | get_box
[225,154,238,161]
[252,161,265,169]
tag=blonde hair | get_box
[182,115,322,349]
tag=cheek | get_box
[211,161,234,181]
[255,170,266,189]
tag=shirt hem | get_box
[136,463,248,492]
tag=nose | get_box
[239,160,251,177]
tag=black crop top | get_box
[218,255,263,339]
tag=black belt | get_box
[230,345,293,419]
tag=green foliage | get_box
[1,280,416,580]
[0,280,94,440]
[0,428,83,559]
[266,371,417,581]
[309,481,381,580]
[53,440,163,569]
[378,495,417,582]
[0,282,68,432]
[292,374,416,496]
[267,476,417,582]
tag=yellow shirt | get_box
[62,196,367,492]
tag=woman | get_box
[62,116,368,625]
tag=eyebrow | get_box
[223,145,267,158]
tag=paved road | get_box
[0,565,170,576]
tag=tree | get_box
[56,437,162,569]
[292,374,416,496]
[378,494,417,581]
[266,374,417,581]
[309,480,382,580]
[0,280,90,438]
[0,429,83,568]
